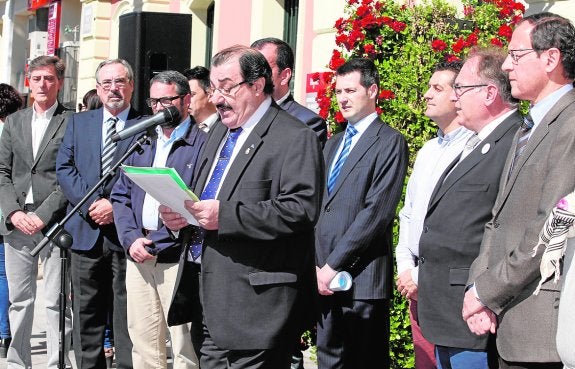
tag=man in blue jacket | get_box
[111,70,205,368]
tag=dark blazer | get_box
[315,117,408,300]
[0,104,71,237]
[417,112,520,349]
[56,107,141,251]
[469,89,575,362]
[280,94,327,146]
[111,122,206,263]
[169,102,324,350]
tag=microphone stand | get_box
[29,131,153,369]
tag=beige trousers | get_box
[126,259,198,369]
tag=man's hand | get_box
[11,211,41,235]
[186,200,219,230]
[396,269,418,300]
[88,198,114,225]
[316,264,338,296]
[158,205,189,231]
[463,287,485,320]
[466,307,497,335]
[27,212,45,234]
[128,238,155,263]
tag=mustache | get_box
[108,91,123,98]
[216,102,232,110]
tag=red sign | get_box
[28,0,50,10]
[306,72,332,94]
[46,1,61,56]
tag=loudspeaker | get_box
[118,12,192,114]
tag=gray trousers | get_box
[4,230,72,368]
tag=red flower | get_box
[379,89,395,100]
[451,38,465,54]
[329,50,346,71]
[499,6,513,18]
[356,4,370,17]
[390,21,407,33]
[498,24,513,40]
[335,33,348,47]
[431,39,447,52]
[363,43,376,55]
[375,106,384,116]
[490,37,504,47]
[334,18,346,31]
[335,111,346,123]
[463,5,475,16]
[513,2,525,12]
[349,29,365,46]
[375,35,384,46]
[446,54,461,63]
[466,31,479,46]
[511,14,523,25]
[381,16,392,25]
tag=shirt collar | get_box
[103,105,131,127]
[530,84,574,128]
[239,96,272,133]
[477,109,517,141]
[200,113,219,129]
[437,126,472,145]
[275,91,291,106]
[156,117,191,146]
[33,101,58,121]
[348,112,377,136]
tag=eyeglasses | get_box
[207,80,249,98]
[507,49,538,64]
[145,95,184,108]
[453,83,488,98]
[97,78,128,90]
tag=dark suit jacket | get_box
[469,89,575,362]
[417,113,520,349]
[281,94,327,146]
[315,117,408,300]
[56,107,141,251]
[0,104,71,238]
[168,101,324,350]
[111,122,206,263]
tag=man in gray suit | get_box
[315,58,408,369]
[0,55,72,368]
[251,37,327,146]
[463,13,575,369]
[417,48,520,369]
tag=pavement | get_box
[0,278,317,369]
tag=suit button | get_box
[325,206,331,212]
[31,169,36,174]
[494,221,500,228]
[423,226,429,233]
[21,192,27,197]
[419,257,426,264]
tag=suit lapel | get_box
[21,108,34,166]
[496,92,575,213]
[429,112,521,212]
[217,106,277,201]
[114,108,142,164]
[33,104,67,168]
[326,118,381,202]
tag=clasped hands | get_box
[396,269,418,300]
[159,199,220,231]
[11,211,44,235]
[462,289,497,335]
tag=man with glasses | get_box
[112,71,205,368]
[183,66,219,133]
[161,45,323,369]
[416,48,520,369]
[463,13,575,369]
[57,59,140,369]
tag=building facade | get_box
[0,0,573,110]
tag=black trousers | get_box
[71,238,132,369]
[317,295,389,369]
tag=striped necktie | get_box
[189,127,243,261]
[508,113,534,177]
[102,117,118,175]
[327,124,358,194]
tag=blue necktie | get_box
[189,127,243,261]
[327,124,358,194]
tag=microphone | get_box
[111,105,180,142]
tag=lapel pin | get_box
[481,143,490,154]
[245,144,255,155]
[186,163,193,168]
